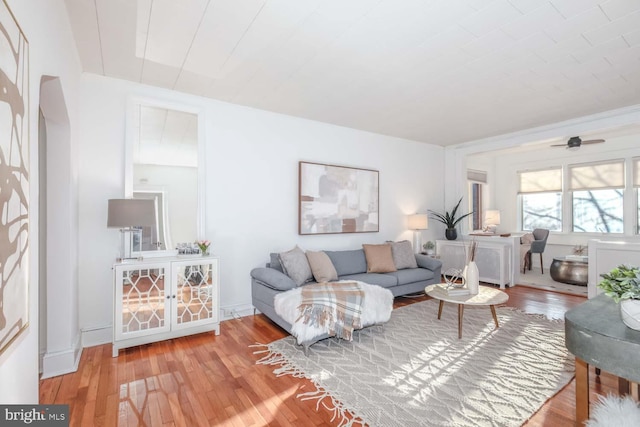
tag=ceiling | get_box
[64,0,640,146]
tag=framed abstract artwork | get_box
[0,0,30,356]
[299,161,379,235]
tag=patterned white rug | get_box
[256,300,574,427]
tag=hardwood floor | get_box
[40,286,619,426]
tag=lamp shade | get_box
[107,199,156,228]
[408,214,429,230]
[485,210,501,226]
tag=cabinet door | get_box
[114,263,171,341]
[171,258,219,330]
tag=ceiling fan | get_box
[551,136,605,150]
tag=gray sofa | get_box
[250,248,442,338]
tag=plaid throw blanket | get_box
[296,281,364,341]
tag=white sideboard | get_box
[437,236,519,289]
[112,255,220,357]
[588,239,640,299]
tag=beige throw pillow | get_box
[389,240,418,269]
[306,251,338,283]
[363,244,397,273]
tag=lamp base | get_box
[413,231,422,254]
[483,225,498,234]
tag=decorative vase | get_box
[466,261,479,295]
[445,228,457,240]
[620,299,640,331]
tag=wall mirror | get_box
[125,97,205,257]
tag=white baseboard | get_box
[81,324,112,347]
[41,334,82,379]
[220,303,255,321]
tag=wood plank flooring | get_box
[40,286,620,426]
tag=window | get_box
[569,160,624,233]
[467,169,486,230]
[518,168,562,231]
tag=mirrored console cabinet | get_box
[112,256,220,357]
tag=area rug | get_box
[255,300,574,427]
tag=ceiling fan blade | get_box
[550,143,568,147]
[581,139,605,144]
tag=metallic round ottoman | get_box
[550,256,588,286]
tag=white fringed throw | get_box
[257,299,574,427]
[274,281,393,345]
[297,281,364,341]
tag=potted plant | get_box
[428,197,474,240]
[422,241,435,255]
[598,265,640,330]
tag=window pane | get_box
[521,193,562,231]
[469,182,482,230]
[572,189,623,233]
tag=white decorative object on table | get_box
[466,240,479,295]
[466,261,479,295]
[620,299,640,331]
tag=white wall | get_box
[77,74,445,342]
[1,0,82,402]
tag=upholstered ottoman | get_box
[274,280,393,351]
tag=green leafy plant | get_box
[428,197,474,230]
[598,265,640,303]
[423,241,435,251]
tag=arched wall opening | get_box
[38,76,81,378]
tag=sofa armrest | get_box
[250,267,297,291]
[415,254,442,271]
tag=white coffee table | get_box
[425,285,509,339]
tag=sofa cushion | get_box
[389,240,418,269]
[325,249,367,276]
[306,250,338,283]
[250,268,298,291]
[386,268,435,286]
[339,273,398,288]
[278,246,313,286]
[269,253,284,272]
[363,244,397,273]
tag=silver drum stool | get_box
[550,256,588,286]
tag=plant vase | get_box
[466,261,479,295]
[445,228,457,240]
[620,299,640,331]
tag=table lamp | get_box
[484,210,501,234]
[408,214,429,253]
[107,199,156,260]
